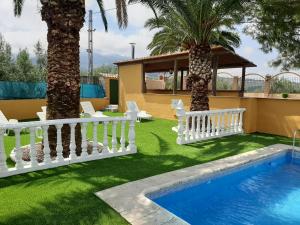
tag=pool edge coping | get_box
[95,144,300,225]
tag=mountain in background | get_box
[80,52,129,70]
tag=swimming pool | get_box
[149,152,300,225]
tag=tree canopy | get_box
[244,0,300,70]
[132,0,245,55]
[0,33,47,82]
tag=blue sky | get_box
[0,0,297,75]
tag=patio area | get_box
[0,112,294,225]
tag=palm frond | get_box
[96,0,108,31]
[145,0,246,54]
[115,0,128,29]
[13,0,24,16]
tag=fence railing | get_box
[216,71,300,95]
[0,81,106,100]
[174,101,245,144]
[0,112,137,178]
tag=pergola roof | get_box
[115,46,256,72]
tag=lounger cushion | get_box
[8,119,18,124]
[93,112,108,118]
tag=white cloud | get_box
[82,0,154,57]
[1,0,153,57]
[0,1,46,55]
[80,27,154,57]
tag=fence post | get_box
[55,124,64,162]
[42,125,51,164]
[0,128,7,174]
[175,100,186,145]
[264,75,272,97]
[15,128,23,169]
[126,110,137,153]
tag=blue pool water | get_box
[150,152,300,225]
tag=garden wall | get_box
[256,98,300,137]
[0,98,109,120]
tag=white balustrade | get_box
[81,123,88,158]
[102,121,109,154]
[92,122,99,156]
[174,102,245,145]
[29,127,38,167]
[0,112,137,178]
[0,129,7,172]
[120,121,126,152]
[43,125,51,164]
[111,121,118,153]
[69,123,77,160]
[55,124,64,163]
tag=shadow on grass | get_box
[1,190,129,225]
[1,132,292,189]
[0,153,199,189]
[0,154,201,224]
[151,132,171,154]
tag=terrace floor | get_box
[0,112,295,225]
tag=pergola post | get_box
[173,59,178,94]
[239,66,246,97]
[180,70,184,91]
[212,56,219,96]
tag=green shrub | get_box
[282,93,289,98]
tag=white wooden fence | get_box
[173,100,245,144]
[0,111,137,178]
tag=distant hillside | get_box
[80,52,128,70]
[29,52,128,70]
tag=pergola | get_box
[115,46,256,97]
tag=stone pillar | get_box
[232,76,239,90]
[264,75,272,97]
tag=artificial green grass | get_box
[0,113,294,225]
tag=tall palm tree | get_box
[131,0,245,111]
[13,0,128,157]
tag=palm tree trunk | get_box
[41,0,85,157]
[189,45,212,112]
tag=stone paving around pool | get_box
[95,144,300,225]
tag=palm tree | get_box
[13,0,128,157]
[131,0,244,111]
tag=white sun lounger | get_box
[35,111,46,139]
[126,101,152,122]
[171,99,185,132]
[106,104,119,112]
[0,110,18,125]
[36,111,46,121]
[41,106,47,113]
[0,110,18,135]
[80,101,108,118]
